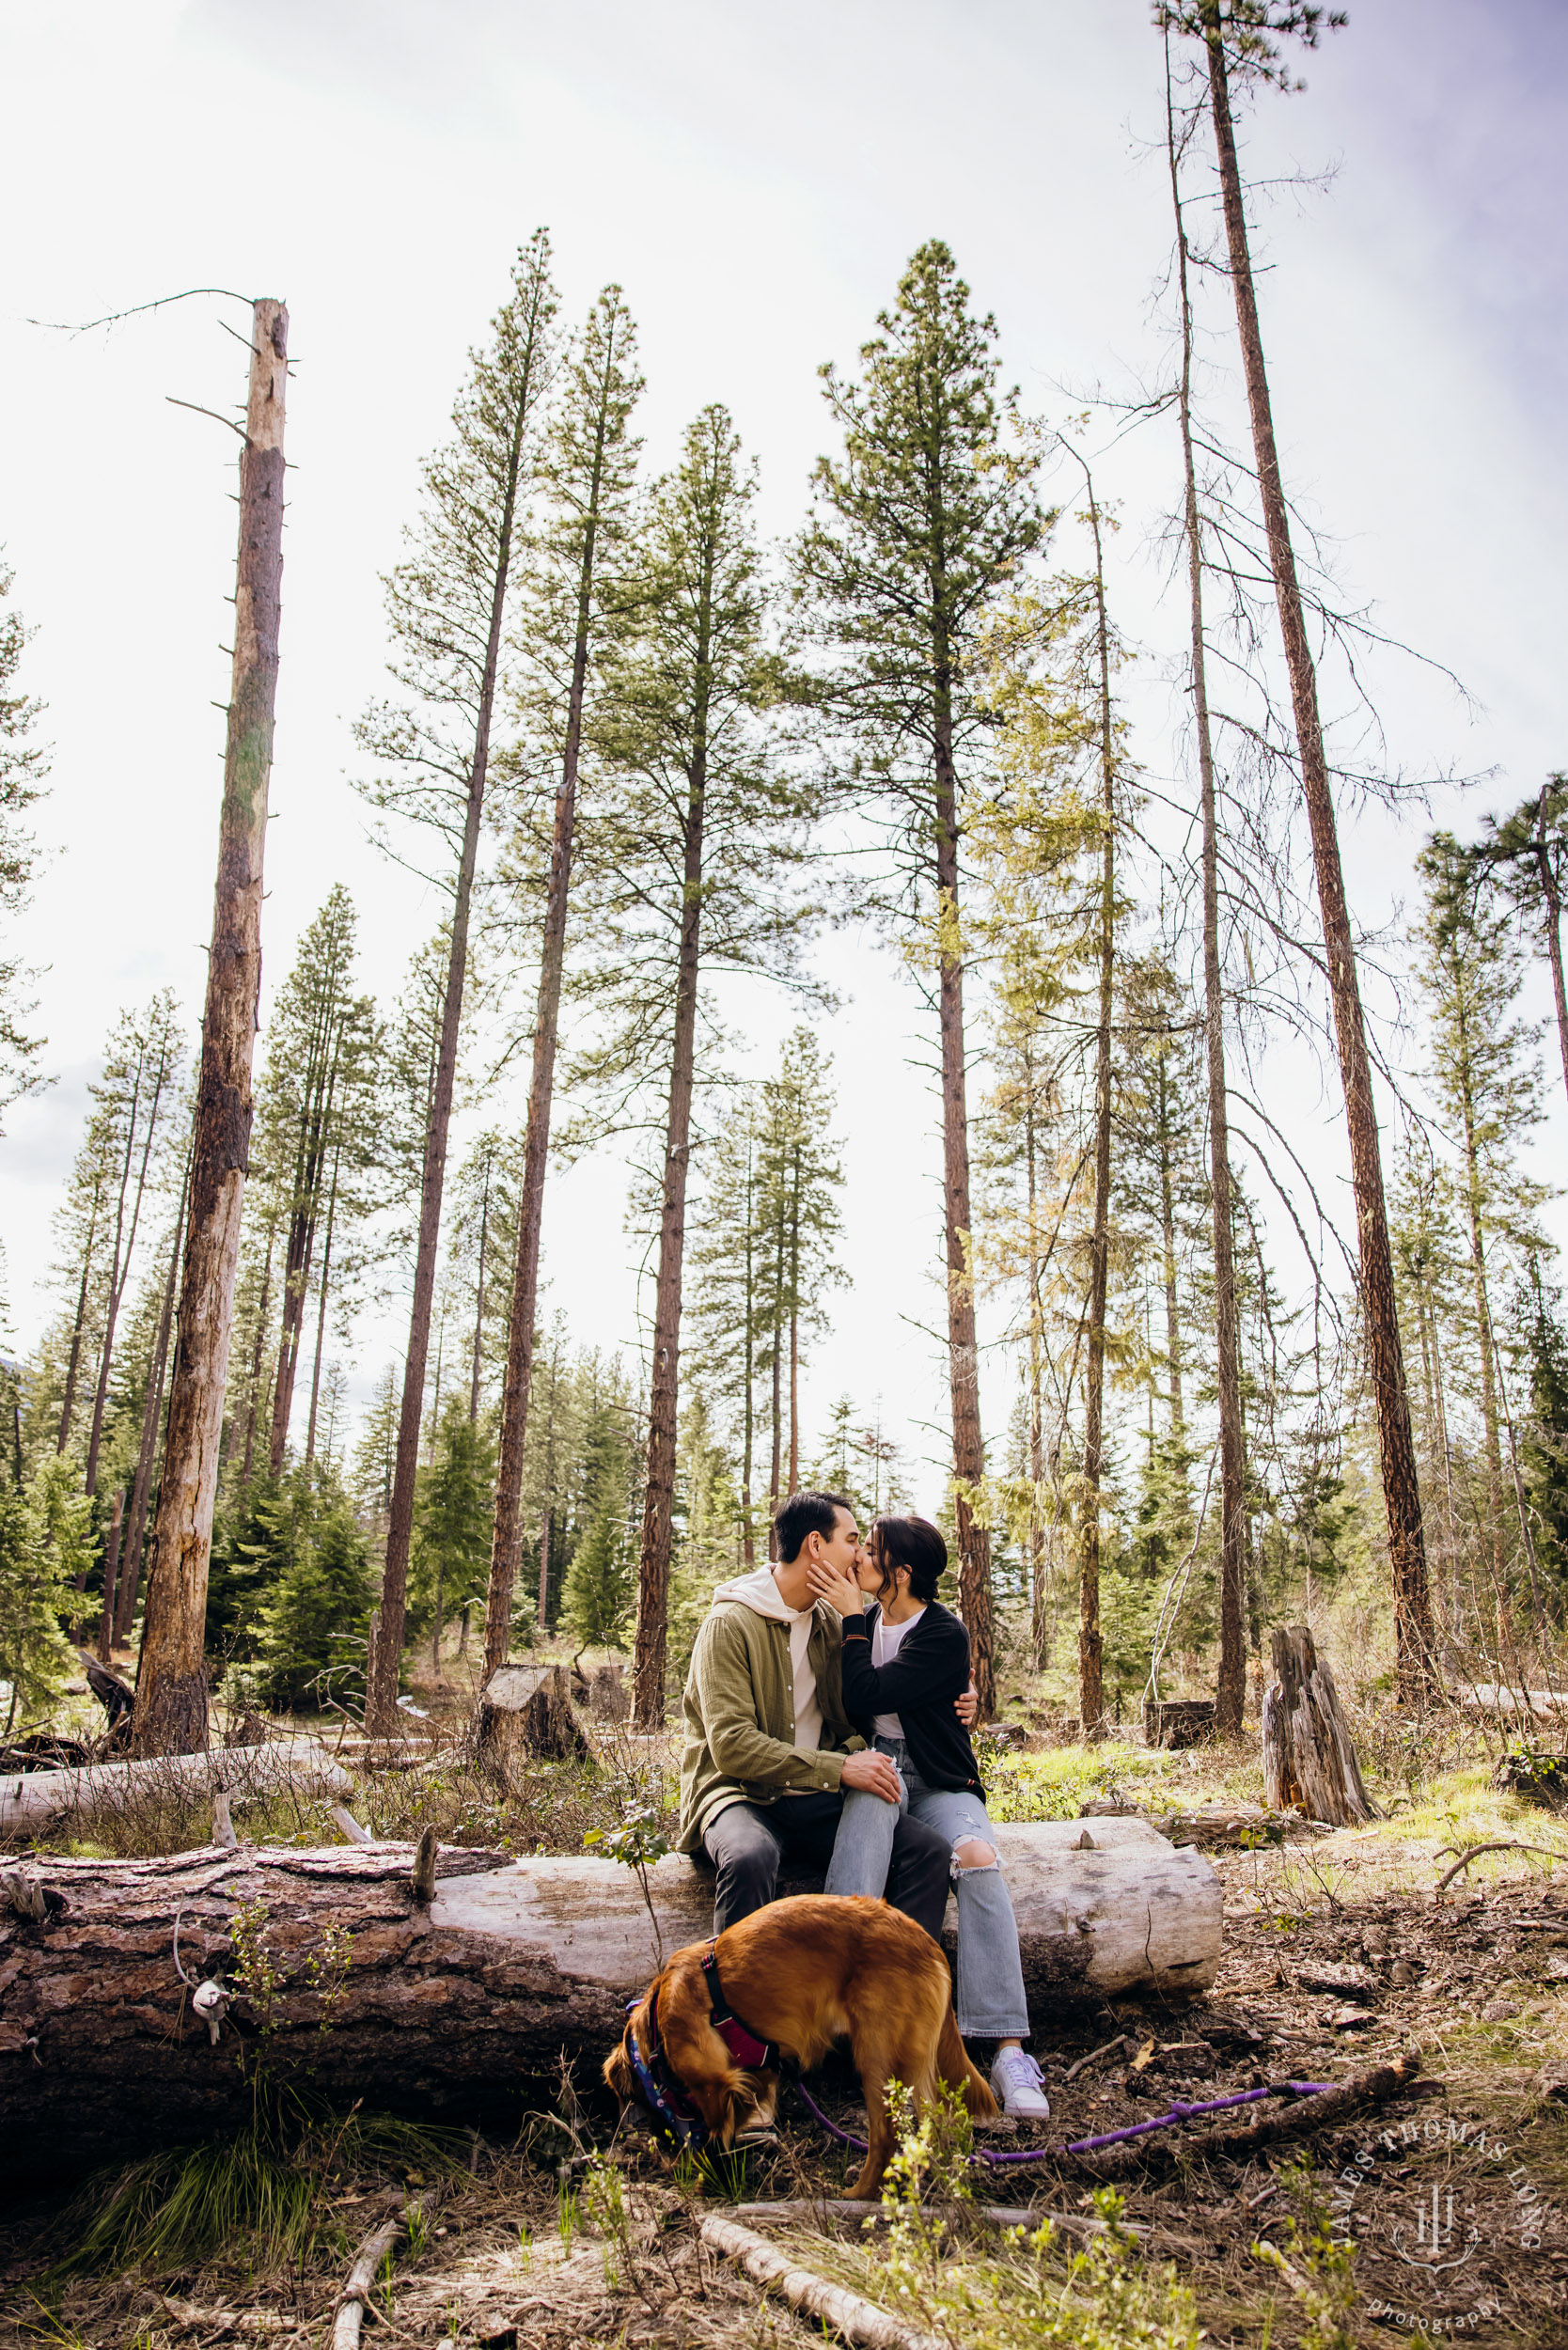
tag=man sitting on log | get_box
[679,1491,951,1938]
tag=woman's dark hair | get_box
[870,1515,947,1605]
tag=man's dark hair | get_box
[775,1489,856,1563]
[870,1515,948,1604]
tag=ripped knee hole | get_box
[951,1838,996,1872]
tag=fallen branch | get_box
[698,2214,941,2350]
[1435,1842,1568,1899]
[331,2206,406,2350]
[1062,2034,1127,2084]
[0,1739,352,1835]
[1183,2052,1421,2162]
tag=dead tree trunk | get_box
[1262,1625,1381,1827]
[1204,26,1434,1703]
[1167,47,1247,1738]
[133,298,289,1757]
[631,761,705,1729]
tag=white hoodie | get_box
[710,1563,824,1759]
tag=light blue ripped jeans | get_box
[823,1734,1030,2040]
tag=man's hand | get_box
[954,1684,978,1729]
[840,1749,902,1804]
[806,1559,865,1617]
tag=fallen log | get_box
[0,1737,352,1837]
[0,1819,1218,2170]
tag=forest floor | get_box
[7,1668,1568,2345]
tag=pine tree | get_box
[0,556,49,1125]
[75,995,185,1498]
[356,236,558,1733]
[486,284,643,1681]
[251,887,379,1471]
[1476,777,1568,1114]
[1416,832,1548,1598]
[412,1402,494,1675]
[0,1463,80,1732]
[252,1467,375,1710]
[796,241,1043,1715]
[689,1105,765,1562]
[574,405,814,1718]
[755,1030,845,1526]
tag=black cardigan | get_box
[839,1599,984,1796]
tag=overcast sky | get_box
[2,0,1563,1507]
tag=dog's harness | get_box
[699,1945,778,2073]
[623,1944,780,2152]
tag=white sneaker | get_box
[990,2048,1050,2121]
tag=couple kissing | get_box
[677,1489,1048,2121]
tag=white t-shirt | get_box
[871,1607,925,1741]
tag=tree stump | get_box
[1262,1626,1381,1826]
[474,1665,589,1778]
[1144,1699,1216,1749]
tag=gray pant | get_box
[823,1735,1030,2040]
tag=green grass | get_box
[982,1741,1179,1824]
[47,2096,469,2281]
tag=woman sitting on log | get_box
[807,1513,1050,2122]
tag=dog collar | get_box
[624,1990,707,2151]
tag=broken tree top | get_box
[0,1820,1217,2165]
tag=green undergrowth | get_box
[982,1741,1176,1823]
[42,2092,468,2283]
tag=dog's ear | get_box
[604,2036,635,2103]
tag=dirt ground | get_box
[8,1683,1568,2348]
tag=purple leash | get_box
[792,2074,1335,2164]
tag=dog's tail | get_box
[937,2003,999,2119]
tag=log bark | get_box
[1261,1626,1381,1827]
[0,1736,351,1837]
[0,1821,1217,2167]
[133,299,288,1756]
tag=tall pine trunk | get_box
[86,1044,170,1497]
[1155,1058,1185,1440]
[1205,24,1434,1701]
[1168,47,1247,1734]
[134,300,288,1755]
[1452,985,1507,1578]
[363,405,528,1738]
[1025,1049,1049,1668]
[1074,469,1115,1741]
[118,1150,189,1644]
[1530,788,1568,1111]
[631,746,707,1728]
[239,1220,274,1493]
[788,1143,801,1494]
[933,699,995,1716]
[741,1134,757,1566]
[484,321,628,1685]
[304,1145,340,1467]
[468,1158,492,1423]
[269,1023,338,1472]
[57,1172,104,1454]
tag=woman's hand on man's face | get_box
[806,1558,865,1615]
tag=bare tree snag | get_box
[133,298,288,1757]
[1262,1626,1381,1828]
[0,1821,1218,2163]
[1202,24,1434,1700]
[1165,40,1247,1737]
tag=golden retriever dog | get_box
[604,1893,997,2200]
